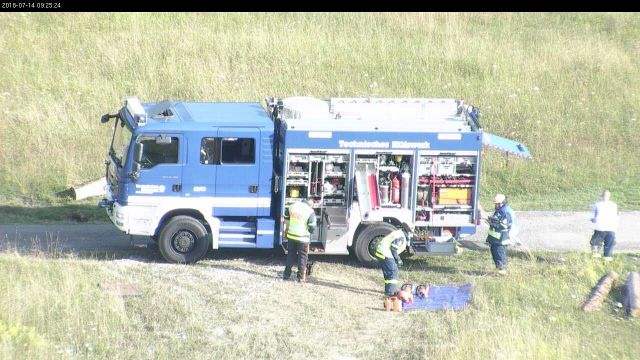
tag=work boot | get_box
[283,267,292,280]
[497,269,507,275]
[297,268,308,283]
[603,256,613,262]
[307,261,315,276]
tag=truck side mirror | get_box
[101,113,119,123]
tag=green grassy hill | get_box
[1,13,639,210]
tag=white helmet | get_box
[494,194,506,204]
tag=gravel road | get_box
[466,211,640,252]
[1,211,639,257]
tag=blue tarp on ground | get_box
[402,284,473,311]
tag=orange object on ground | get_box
[392,297,402,312]
[384,296,403,312]
[398,290,414,303]
[384,295,397,311]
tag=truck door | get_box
[134,133,184,198]
[215,128,261,216]
[181,135,217,200]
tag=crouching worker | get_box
[375,227,407,296]
[283,199,317,282]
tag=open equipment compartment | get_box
[413,150,479,253]
[284,151,350,250]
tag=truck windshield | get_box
[109,117,133,168]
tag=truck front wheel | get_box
[354,223,397,267]
[158,216,209,264]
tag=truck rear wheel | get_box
[158,216,209,264]
[354,223,397,267]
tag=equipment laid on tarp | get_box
[401,283,473,311]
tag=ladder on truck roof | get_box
[275,97,481,133]
[330,98,470,128]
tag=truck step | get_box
[219,221,256,233]
[218,220,257,248]
[411,242,457,256]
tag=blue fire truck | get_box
[99,96,531,265]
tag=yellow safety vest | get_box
[375,229,406,260]
[286,201,315,243]
[488,208,512,245]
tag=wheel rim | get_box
[171,230,197,254]
[367,234,385,258]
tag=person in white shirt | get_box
[590,190,619,261]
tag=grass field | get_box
[0,243,639,359]
[1,13,639,212]
[2,12,640,360]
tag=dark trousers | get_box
[380,258,398,296]
[284,240,309,281]
[490,242,507,270]
[590,230,616,257]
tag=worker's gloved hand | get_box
[396,259,403,267]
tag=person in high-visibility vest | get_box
[486,194,513,275]
[283,199,317,282]
[374,228,406,296]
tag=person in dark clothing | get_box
[486,194,513,275]
[283,199,317,282]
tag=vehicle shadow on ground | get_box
[0,229,163,261]
[0,238,144,261]
[201,251,383,297]
[204,247,364,268]
[306,277,382,297]
[0,204,108,224]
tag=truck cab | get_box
[100,97,278,263]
